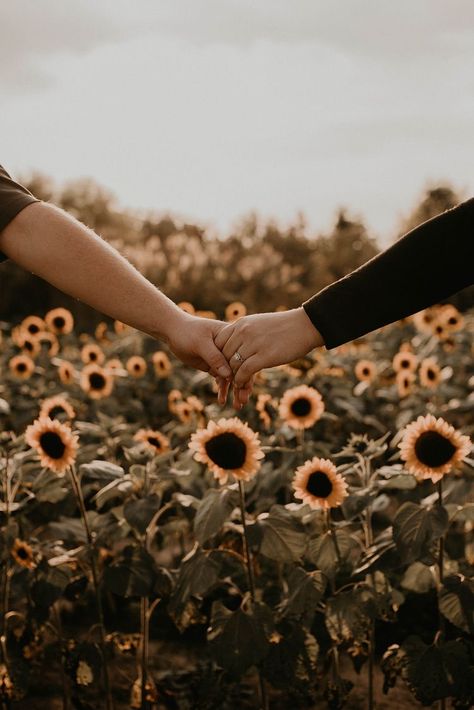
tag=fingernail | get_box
[218,367,232,378]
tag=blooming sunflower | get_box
[279,385,324,430]
[419,357,441,389]
[94,321,109,341]
[134,428,170,455]
[21,315,45,337]
[25,416,79,474]
[9,354,35,379]
[174,401,194,424]
[45,307,74,335]
[80,364,114,399]
[412,308,438,335]
[392,350,418,373]
[398,413,472,483]
[105,358,124,373]
[11,539,35,569]
[354,359,377,383]
[126,355,147,378]
[396,370,416,398]
[189,417,264,485]
[168,389,183,412]
[81,343,105,365]
[152,351,172,378]
[439,304,463,332]
[58,361,76,385]
[39,395,76,421]
[177,301,195,315]
[225,302,247,322]
[256,393,276,430]
[35,331,60,357]
[292,457,348,510]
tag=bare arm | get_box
[0,202,232,378]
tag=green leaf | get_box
[168,546,220,618]
[439,575,474,635]
[401,562,434,594]
[124,494,161,534]
[325,587,376,644]
[193,488,238,544]
[32,468,68,504]
[393,502,449,564]
[92,476,134,510]
[79,459,125,481]
[342,488,378,520]
[283,567,326,627]
[102,545,156,597]
[259,506,307,562]
[307,529,354,579]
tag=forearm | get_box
[303,197,474,348]
[0,202,181,342]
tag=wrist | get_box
[149,301,188,345]
[294,307,324,350]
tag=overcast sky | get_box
[2,0,473,243]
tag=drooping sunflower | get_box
[256,393,276,430]
[21,315,45,337]
[292,457,349,510]
[25,416,79,474]
[168,389,183,413]
[11,539,35,569]
[58,361,76,385]
[189,417,264,485]
[44,307,74,335]
[134,428,170,455]
[152,351,172,378]
[80,364,114,399]
[9,354,35,379]
[174,401,194,424]
[392,350,418,373]
[94,321,109,342]
[354,359,377,383]
[81,343,105,365]
[419,357,442,389]
[177,301,195,315]
[398,413,472,483]
[279,385,324,430]
[35,331,60,357]
[126,355,147,378]
[39,395,76,421]
[396,370,416,398]
[225,302,247,322]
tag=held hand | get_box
[214,307,324,400]
[165,312,233,380]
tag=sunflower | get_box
[34,331,60,357]
[152,351,172,378]
[21,315,45,337]
[94,321,109,341]
[396,370,416,398]
[398,413,472,483]
[419,357,441,389]
[168,389,183,412]
[80,364,114,399]
[11,539,35,569]
[126,355,147,378]
[196,310,217,319]
[412,308,438,335]
[177,301,195,315]
[45,307,74,335]
[279,385,324,430]
[39,395,76,421]
[225,302,247,322]
[174,401,194,424]
[81,343,105,365]
[189,417,264,485]
[134,428,170,455]
[9,354,35,379]
[14,328,41,357]
[58,361,76,385]
[392,350,418,373]
[105,358,124,373]
[256,393,276,430]
[25,416,79,474]
[292,457,348,510]
[438,304,464,332]
[114,320,132,335]
[354,359,377,383]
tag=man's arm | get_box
[0,202,232,379]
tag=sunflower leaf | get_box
[193,488,239,544]
[439,575,474,635]
[258,506,307,562]
[392,502,449,564]
[307,528,354,579]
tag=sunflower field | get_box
[0,301,473,710]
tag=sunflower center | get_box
[28,324,40,334]
[362,368,370,376]
[53,316,65,329]
[17,363,27,372]
[204,432,247,469]
[401,359,410,369]
[290,397,311,417]
[89,373,105,390]
[24,341,33,352]
[414,431,457,468]
[306,471,333,498]
[39,431,66,459]
[427,369,436,381]
[89,352,98,361]
[147,436,162,449]
[16,547,28,559]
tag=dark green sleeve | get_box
[0,164,40,261]
[302,198,474,349]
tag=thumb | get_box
[201,338,232,379]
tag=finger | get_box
[217,376,231,406]
[201,337,233,379]
[222,331,244,364]
[214,323,235,351]
[233,355,261,389]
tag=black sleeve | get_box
[302,197,474,349]
[0,164,40,262]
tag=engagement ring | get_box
[233,351,244,362]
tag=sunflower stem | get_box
[140,596,149,710]
[437,479,446,710]
[237,481,268,710]
[53,602,70,710]
[68,465,114,710]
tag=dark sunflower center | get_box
[436,326,443,334]
[24,341,33,352]
[306,471,333,498]
[427,369,436,381]
[401,359,410,369]
[28,324,40,334]
[362,367,370,376]
[89,373,105,390]
[204,432,247,469]
[290,397,311,417]
[17,547,29,559]
[53,316,65,328]
[89,352,98,361]
[414,431,457,468]
[147,436,162,449]
[448,317,458,326]
[39,431,66,459]
[48,406,66,419]
[17,363,27,372]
